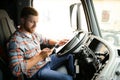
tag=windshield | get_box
[93,0,120,48]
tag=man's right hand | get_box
[40,48,53,60]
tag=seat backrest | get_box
[0,9,16,62]
[0,9,16,80]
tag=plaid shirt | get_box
[7,29,49,78]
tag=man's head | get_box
[20,7,39,33]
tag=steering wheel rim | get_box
[55,31,88,57]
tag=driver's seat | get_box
[0,9,16,80]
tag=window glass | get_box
[33,0,87,40]
[93,0,120,48]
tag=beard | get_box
[24,25,36,33]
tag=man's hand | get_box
[39,48,53,60]
[57,39,69,46]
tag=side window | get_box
[33,0,88,40]
[93,0,120,48]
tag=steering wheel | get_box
[55,31,88,57]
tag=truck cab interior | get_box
[0,0,120,80]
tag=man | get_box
[7,7,74,80]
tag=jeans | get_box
[37,54,74,80]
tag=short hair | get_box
[20,7,38,18]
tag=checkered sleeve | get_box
[36,33,49,46]
[7,40,27,77]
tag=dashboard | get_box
[55,32,116,80]
[74,35,110,80]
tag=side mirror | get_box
[70,3,81,31]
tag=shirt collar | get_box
[17,29,34,39]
